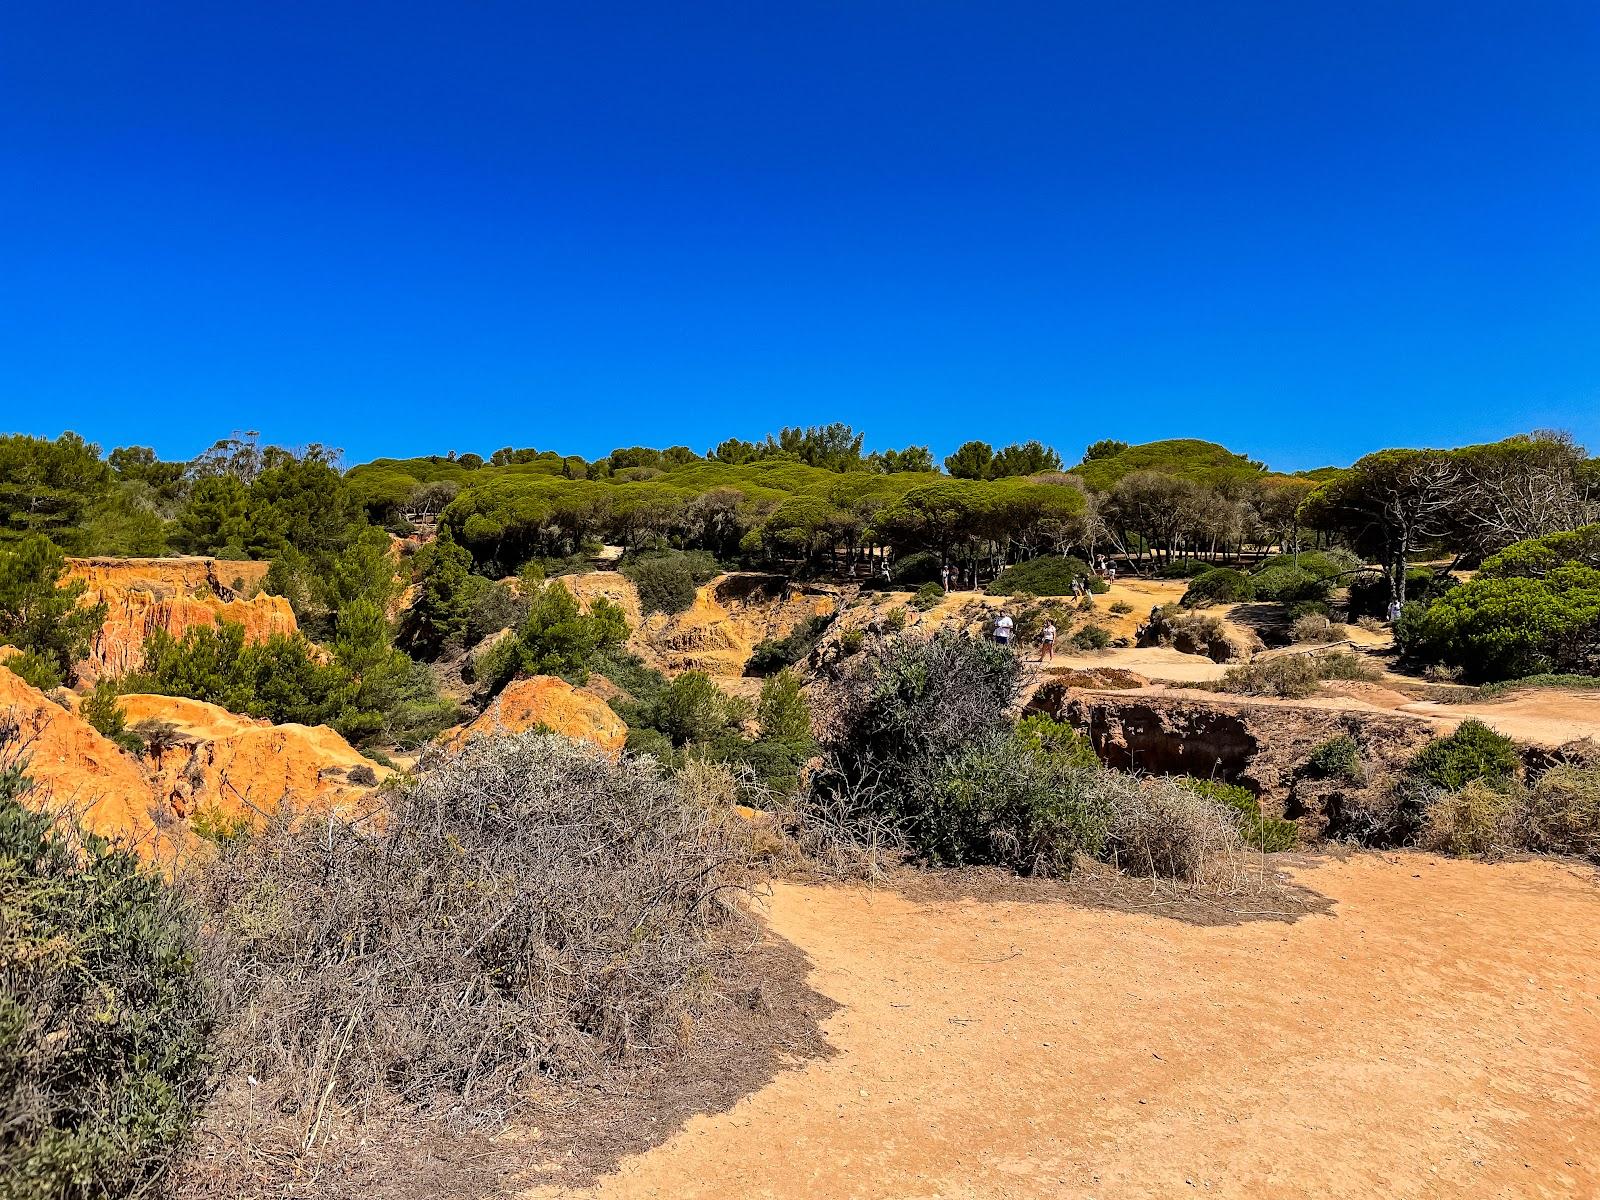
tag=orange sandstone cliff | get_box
[64,557,297,684]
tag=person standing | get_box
[1386,598,1403,624]
[1039,619,1056,662]
[994,610,1014,647]
[941,563,951,592]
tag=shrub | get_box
[890,550,942,587]
[0,744,214,1198]
[1407,719,1520,794]
[187,734,758,1141]
[1012,713,1097,767]
[1086,576,1110,595]
[476,580,630,694]
[1071,624,1112,650]
[1213,650,1379,698]
[1250,564,1329,606]
[881,606,908,633]
[1398,567,1600,681]
[1157,558,1211,579]
[1109,600,1133,615]
[1181,568,1254,607]
[0,535,106,681]
[1102,773,1250,883]
[1305,734,1364,782]
[1176,777,1298,852]
[746,613,833,676]
[1421,780,1521,857]
[911,581,944,611]
[838,629,864,655]
[1290,612,1346,644]
[2,652,63,693]
[1522,765,1600,859]
[619,549,722,616]
[80,678,143,754]
[989,555,1092,597]
[1347,568,1457,619]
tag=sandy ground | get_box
[1399,691,1600,748]
[534,854,1600,1200]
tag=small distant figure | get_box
[1106,561,1117,584]
[1070,576,1084,600]
[879,559,892,584]
[1387,598,1403,624]
[941,563,951,592]
[1038,619,1056,662]
[993,610,1015,647]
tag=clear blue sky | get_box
[3,1,1597,470]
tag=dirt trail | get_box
[533,855,1600,1200]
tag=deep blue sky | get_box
[3,2,1597,470]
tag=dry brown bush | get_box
[181,733,763,1192]
[1098,772,1252,886]
[1420,780,1521,857]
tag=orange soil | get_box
[536,854,1600,1200]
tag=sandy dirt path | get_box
[532,854,1600,1200]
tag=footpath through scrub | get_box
[528,853,1600,1200]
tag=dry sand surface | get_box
[533,855,1600,1200]
[1399,691,1600,748]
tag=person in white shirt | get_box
[1038,619,1056,661]
[994,611,1015,646]
[1386,598,1403,624]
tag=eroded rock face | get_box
[444,675,627,756]
[65,557,296,684]
[635,574,839,677]
[1039,689,1437,836]
[0,666,157,842]
[118,694,389,825]
[0,668,388,850]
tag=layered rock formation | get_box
[1035,687,1437,836]
[118,693,389,824]
[444,675,627,756]
[0,668,387,850]
[634,573,839,678]
[0,666,157,841]
[65,557,296,684]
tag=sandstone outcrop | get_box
[1,665,388,849]
[118,694,389,826]
[1035,688,1436,836]
[634,574,839,677]
[0,666,157,842]
[443,675,628,755]
[65,557,296,684]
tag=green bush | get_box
[619,549,721,616]
[911,581,944,611]
[0,746,214,1198]
[989,555,1092,597]
[838,629,864,656]
[1305,734,1363,782]
[1180,568,1255,608]
[1347,569,1457,619]
[1177,777,1298,851]
[890,550,942,587]
[0,535,106,682]
[1156,558,1211,579]
[79,679,143,754]
[1250,564,1329,606]
[746,612,833,676]
[1407,719,1520,794]
[1398,567,1600,681]
[475,580,630,694]
[1071,624,1112,650]
[2,652,63,693]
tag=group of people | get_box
[991,609,1058,660]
